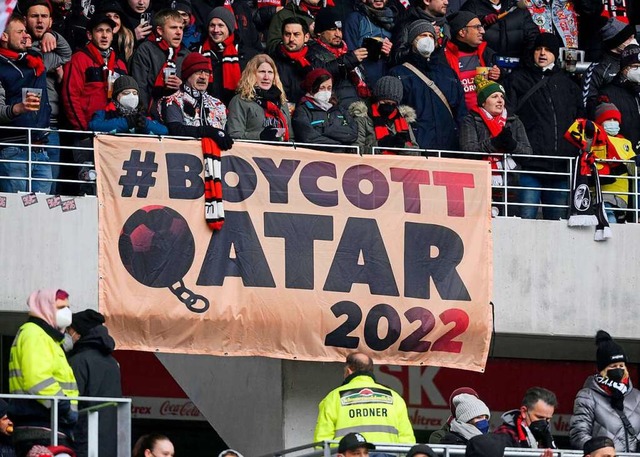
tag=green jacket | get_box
[227,94,294,141]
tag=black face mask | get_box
[607,368,625,382]
[377,103,397,117]
[528,419,550,439]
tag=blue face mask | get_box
[475,419,490,434]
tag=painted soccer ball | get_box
[118,205,195,288]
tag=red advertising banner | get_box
[96,136,493,369]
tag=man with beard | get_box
[344,0,394,85]
[0,14,52,193]
[63,15,128,131]
[267,0,325,53]
[307,7,369,108]
[273,17,312,104]
[160,52,234,150]
[504,33,582,220]
[26,0,71,191]
[193,6,257,105]
[391,0,449,65]
[130,9,189,113]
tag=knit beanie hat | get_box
[301,68,331,93]
[374,76,403,104]
[407,19,436,46]
[70,309,105,336]
[113,75,139,98]
[620,44,640,71]
[448,387,479,416]
[465,434,510,457]
[314,8,342,34]
[181,52,212,80]
[584,437,615,456]
[96,0,124,15]
[447,11,477,37]
[475,75,504,106]
[595,99,621,125]
[596,330,627,371]
[171,0,192,14]
[534,32,560,59]
[27,447,54,457]
[47,446,76,457]
[453,393,491,423]
[601,18,635,50]
[407,444,438,457]
[0,398,8,418]
[207,6,236,32]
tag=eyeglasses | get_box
[464,24,485,31]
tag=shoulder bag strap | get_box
[402,62,453,118]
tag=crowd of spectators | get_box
[0,0,638,216]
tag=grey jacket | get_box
[459,110,532,157]
[32,31,72,121]
[570,375,640,452]
[227,94,294,141]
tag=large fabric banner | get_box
[95,135,493,370]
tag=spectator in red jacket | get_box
[62,15,128,131]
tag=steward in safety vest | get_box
[8,289,79,453]
[314,352,415,446]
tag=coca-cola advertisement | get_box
[131,397,205,421]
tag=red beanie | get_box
[595,100,622,125]
[181,52,212,81]
[301,68,332,94]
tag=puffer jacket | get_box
[460,0,538,58]
[570,375,640,452]
[348,100,419,154]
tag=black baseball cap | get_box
[338,433,376,453]
[87,14,117,31]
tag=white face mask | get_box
[119,93,139,110]
[314,90,332,104]
[602,119,620,136]
[62,333,75,352]
[56,307,73,331]
[627,68,640,84]
[416,36,435,58]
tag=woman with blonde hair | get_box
[227,54,293,141]
[98,1,136,64]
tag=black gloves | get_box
[200,126,234,150]
[260,127,281,141]
[134,113,147,133]
[378,134,406,149]
[491,127,518,152]
[124,114,137,130]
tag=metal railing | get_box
[0,126,637,222]
[0,393,131,457]
[259,440,640,457]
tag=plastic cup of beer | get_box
[22,87,42,110]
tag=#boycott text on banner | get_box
[95,135,493,370]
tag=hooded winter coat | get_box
[388,51,467,150]
[570,375,640,452]
[348,100,419,154]
[68,325,122,457]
